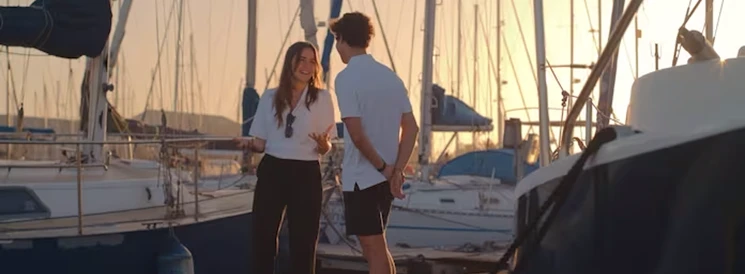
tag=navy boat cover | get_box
[513,127,745,274]
[0,0,112,58]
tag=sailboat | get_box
[316,0,538,249]
[499,0,745,273]
[0,1,256,274]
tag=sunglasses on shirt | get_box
[285,113,295,138]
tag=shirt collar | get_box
[348,54,373,66]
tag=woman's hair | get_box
[273,41,323,127]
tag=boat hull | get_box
[0,212,291,274]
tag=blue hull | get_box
[0,212,293,274]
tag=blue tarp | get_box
[0,0,112,58]
[0,126,55,134]
[437,149,539,183]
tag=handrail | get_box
[559,0,644,156]
[0,163,107,169]
[0,135,247,236]
[0,136,241,145]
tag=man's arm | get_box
[342,117,386,169]
[393,112,419,171]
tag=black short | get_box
[342,181,394,236]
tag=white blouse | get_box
[249,86,337,161]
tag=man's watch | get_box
[377,162,387,172]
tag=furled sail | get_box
[0,0,112,59]
[299,0,319,49]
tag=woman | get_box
[235,41,336,274]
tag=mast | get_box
[455,0,462,153]
[43,83,48,128]
[568,0,574,124]
[472,4,478,148]
[496,0,503,147]
[596,0,626,130]
[241,0,258,137]
[190,34,196,129]
[419,0,436,180]
[172,0,185,113]
[635,15,639,79]
[83,0,132,162]
[533,0,551,166]
[705,0,713,42]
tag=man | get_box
[330,12,419,274]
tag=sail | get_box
[320,0,343,81]
[0,0,112,59]
[241,87,260,136]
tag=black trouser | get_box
[252,154,322,274]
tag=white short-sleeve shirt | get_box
[249,86,337,161]
[334,54,413,191]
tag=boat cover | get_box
[0,0,112,58]
[437,149,539,184]
[431,84,492,131]
[513,127,745,274]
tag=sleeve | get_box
[398,80,413,114]
[334,76,361,118]
[321,92,339,139]
[248,92,272,140]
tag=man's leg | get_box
[377,182,396,274]
[343,182,395,274]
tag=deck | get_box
[316,243,502,273]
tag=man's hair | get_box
[329,12,375,48]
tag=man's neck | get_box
[347,48,367,59]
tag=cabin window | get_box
[0,186,50,221]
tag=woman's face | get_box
[293,47,317,84]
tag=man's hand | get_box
[389,169,406,199]
[382,164,395,180]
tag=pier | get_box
[316,243,501,273]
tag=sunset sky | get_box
[1,0,743,153]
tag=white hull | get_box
[321,175,515,248]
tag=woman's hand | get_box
[233,137,253,150]
[309,132,331,154]
[309,124,334,155]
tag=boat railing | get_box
[0,136,247,236]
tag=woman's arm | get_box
[315,91,337,156]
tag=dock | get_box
[316,243,502,273]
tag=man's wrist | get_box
[376,160,387,172]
